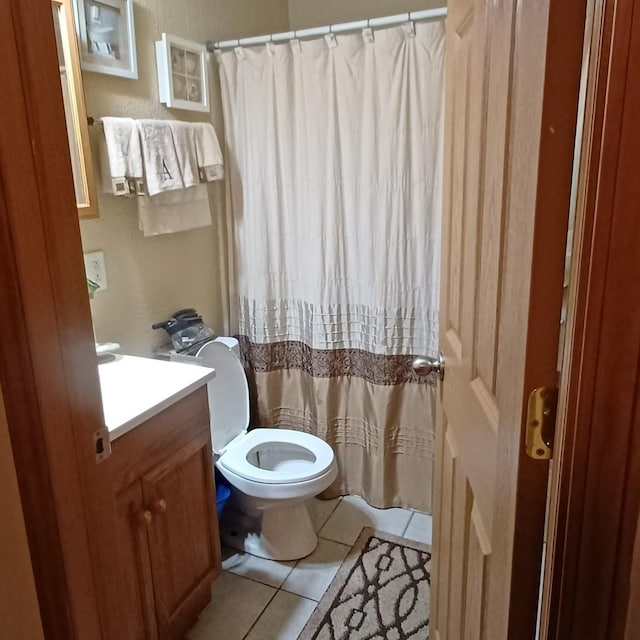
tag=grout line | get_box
[315,497,343,536]
[316,537,352,550]
[242,586,279,640]
[223,568,293,591]
[317,533,352,546]
[279,585,321,603]
[401,511,414,538]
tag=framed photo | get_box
[155,33,210,112]
[73,0,138,79]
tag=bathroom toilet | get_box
[196,338,338,561]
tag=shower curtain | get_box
[217,21,444,511]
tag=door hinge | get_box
[94,426,112,463]
[525,387,558,460]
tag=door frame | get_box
[542,0,640,637]
[0,1,126,638]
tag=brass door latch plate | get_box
[525,387,558,460]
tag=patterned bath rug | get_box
[298,528,431,640]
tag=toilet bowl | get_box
[196,338,338,561]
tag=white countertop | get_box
[98,354,215,441]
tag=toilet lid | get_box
[196,340,249,454]
[219,428,336,484]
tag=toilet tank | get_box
[196,337,249,454]
[213,336,240,355]
[166,337,245,453]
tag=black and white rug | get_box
[298,528,431,640]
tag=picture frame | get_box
[73,0,138,79]
[155,33,210,113]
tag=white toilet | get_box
[196,337,338,561]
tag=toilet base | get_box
[220,502,318,561]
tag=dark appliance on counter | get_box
[152,308,217,355]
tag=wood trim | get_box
[0,0,125,637]
[509,0,588,634]
[543,0,640,637]
[55,0,100,220]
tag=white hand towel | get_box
[136,119,184,196]
[137,184,211,237]
[168,121,200,189]
[193,123,224,182]
[101,116,144,196]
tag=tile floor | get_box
[187,495,432,640]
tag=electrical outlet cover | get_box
[83,250,108,292]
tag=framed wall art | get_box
[155,33,210,112]
[73,0,138,79]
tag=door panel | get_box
[115,483,158,640]
[143,432,219,640]
[432,0,586,638]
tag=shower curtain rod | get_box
[206,7,447,52]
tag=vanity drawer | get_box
[111,385,210,493]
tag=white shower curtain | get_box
[218,21,444,511]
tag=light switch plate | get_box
[84,250,108,292]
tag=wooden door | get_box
[541,1,640,638]
[1,1,128,638]
[431,1,586,638]
[115,483,158,640]
[142,432,220,640]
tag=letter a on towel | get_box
[136,119,184,195]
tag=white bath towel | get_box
[136,119,184,196]
[137,184,211,236]
[101,117,144,196]
[193,123,224,182]
[168,121,200,189]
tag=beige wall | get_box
[0,388,45,640]
[80,0,289,356]
[288,0,446,30]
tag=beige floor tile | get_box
[282,537,350,601]
[319,495,413,545]
[222,545,295,588]
[245,590,317,640]
[403,512,433,545]
[305,496,342,532]
[186,571,275,640]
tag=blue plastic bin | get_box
[215,469,232,514]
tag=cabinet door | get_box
[142,431,220,639]
[115,482,159,640]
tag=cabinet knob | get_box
[153,498,168,514]
[139,510,153,527]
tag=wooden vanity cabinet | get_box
[111,386,221,640]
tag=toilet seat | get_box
[219,428,335,485]
[197,338,336,490]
